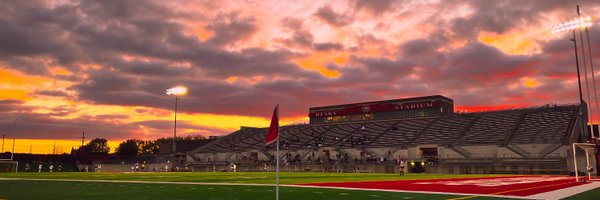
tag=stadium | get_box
[4,95,599,199]
[4,1,600,199]
[187,95,597,175]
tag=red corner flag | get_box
[266,105,279,145]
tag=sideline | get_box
[0,177,528,199]
[446,181,580,200]
[527,181,600,200]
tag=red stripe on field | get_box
[298,176,588,196]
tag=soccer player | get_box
[49,164,54,172]
[38,164,42,173]
[399,159,405,175]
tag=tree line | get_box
[71,135,206,157]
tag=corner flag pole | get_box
[265,105,280,200]
[276,105,280,200]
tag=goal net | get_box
[0,160,18,173]
[572,143,597,182]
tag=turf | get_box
[0,179,512,200]
[0,172,510,184]
[563,187,600,200]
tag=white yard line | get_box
[526,182,600,200]
[0,177,530,199]
[288,184,534,199]
[0,177,272,187]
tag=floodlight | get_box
[166,86,187,95]
[552,16,593,34]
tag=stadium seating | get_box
[456,111,524,145]
[413,116,476,146]
[369,119,434,147]
[190,105,579,156]
[510,108,576,144]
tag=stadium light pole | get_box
[166,86,187,154]
[10,118,17,160]
[551,13,594,140]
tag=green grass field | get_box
[0,172,594,200]
[0,179,509,200]
[0,172,505,184]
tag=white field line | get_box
[526,182,600,200]
[288,184,534,199]
[0,177,272,187]
[0,177,532,199]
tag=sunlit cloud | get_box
[1,0,600,154]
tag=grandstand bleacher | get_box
[191,105,579,152]
[186,99,591,175]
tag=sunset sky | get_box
[1,0,600,154]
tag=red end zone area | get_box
[299,176,589,197]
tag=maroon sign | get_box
[309,101,440,117]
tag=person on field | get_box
[38,164,43,173]
[58,165,63,172]
[263,163,268,172]
[399,159,405,175]
[49,164,54,172]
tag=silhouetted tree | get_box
[115,139,140,156]
[75,138,110,155]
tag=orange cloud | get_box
[478,31,539,55]
[295,52,348,78]
[5,139,120,154]
[0,69,54,101]
[522,77,541,88]
[195,26,213,41]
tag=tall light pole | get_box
[166,86,187,154]
[551,10,594,140]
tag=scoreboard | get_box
[308,95,454,124]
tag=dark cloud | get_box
[0,112,135,140]
[0,99,36,113]
[353,0,397,15]
[449,0,600,38]
[94,114,130,120]
[313,6,351,27]
[133,120,230,136]
[442,42,537,81]
[0,57,51,76]
[108,59,192,77]
[204,13,258,47]
[276,17,316,50]
[314,42,344,51]
[2,0,600,142]
[0,99,25,105]
[34,90,70,98]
